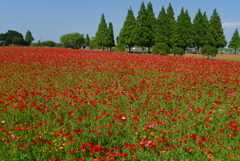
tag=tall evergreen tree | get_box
[228,29,240,54]
[107,22,115,51]
[202,12,214,46]
[193,9,212,51]
[174,8,193,51]
[146,2,156,52]
[156,6,168,43]
[209,9,227,48]
[193,9,204,51]
[166,3,176,48]
[132,2,154,52]
[85,34,90,46]
[25,30,34,46]
[118,6,136,53]
[95,13,109,50]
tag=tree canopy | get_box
[174,8,193,51]
[60,33,85,49]
[25,30,34,46]
[156,6,168,43]
[228,29,240,54]
[209,9,227,48]
[85,34,90,46]
[118,6,136,53]
[107,22,115,50]
[0,30,24,46]
[95,14,110,50]
[132,2,155,52]
[166,3,176,48]
[201,45,218,59]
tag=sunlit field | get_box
[0,46,239,161]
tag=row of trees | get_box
[0,2,229,56]
[0,30,34,46]
[93,14,115,51]
[116,2,227,53]
[60,15,115,51]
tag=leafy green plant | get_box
[201,45,218,59]
[173,47,185,56]
[152,42,170,55]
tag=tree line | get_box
[0,30,34,46]
[0,2,233,58]
[115,2,227,54]
[63,2,229,55]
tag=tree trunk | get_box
[128,45,131,53]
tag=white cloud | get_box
[222,22,240,28]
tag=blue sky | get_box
[2,0,240,45]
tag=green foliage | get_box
[156,6,168,43]
[174,8,193,51]
[89,37,100,50]
[12,36,24,46]
[115,43,125,52]
[118,6,136,53]
[107,22,115,50]
[85,34,90,46]
[146,2,156,51]
[201,45,218,59]
[152,42,170,55]
[41,40,56,47]
[193,10,212,50]
[209,9,227,48]
[25,30,34,46]
[173,47,185,56]
[1,30,25,46]
[60,33,85,49]
[166,3,176,48]
[228,29,240,54]
[156,3,176,49]
[95,14,109,50]
[133,2,155,52]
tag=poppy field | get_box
[0,46,239,161]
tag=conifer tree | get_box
[107,22,115,51]
[85,34,90,46]
[174,8,193,51]
[202,12,214,46]
[132,2,154,52]
[193,9,204,51]
[118,6,136,53]
[156,6,168,43]
[25,30,34,46]
[209,9,227,48]
[95,13,109,50]
[146,2,156,52]
[228,29,240,54]
[166,3,176,48]
[193,9,212,51]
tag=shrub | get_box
[41,41,56,47]
[152,43,170,55]
[173,47,185,56]
[115,44,125,52]
[201,45,218,59]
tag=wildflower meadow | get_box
[0,46,239,161]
